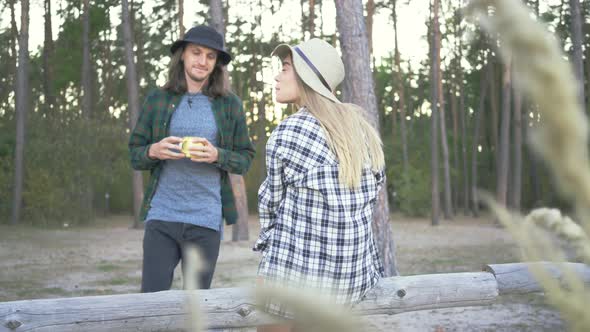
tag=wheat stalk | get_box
[465,0,590,330]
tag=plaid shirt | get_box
[254,108,384,313]
[129,88,255,224]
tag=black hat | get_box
[170,25,232,65]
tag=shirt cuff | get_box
[215,147,228,168]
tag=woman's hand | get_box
[188,137,219,163]
[148,136,184,160]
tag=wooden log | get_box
[484,262,590,295]
[2,262,588,331]
[356,272,498,315]
[0,272,496,331]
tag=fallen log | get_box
[1,262,588,332]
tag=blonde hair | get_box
[295,78,385,188]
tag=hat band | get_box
[294,46,332,93]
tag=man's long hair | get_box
[163,45,230,98]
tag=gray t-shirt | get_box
[145,92,222,231]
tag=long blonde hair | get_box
[295,78,385,188]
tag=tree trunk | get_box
[458,24,469,215]
[309,0,315,37]
[523,103,541,207]
[489,58,499,172]
[496,60,512,207]
[9,0,18,70]
[8,0,18,118]
[210,0,249,240]
[451,75,459,213]
[450,8,461,214]
[511,87,522,211]
[133,1,145,81]
[178,0,185,36]
[42,0,55,114]
[392,0,408,173]
[100,10,114,119]
[436,12,453,220]
[528,0,542,208]
[471,59,490,217]
[122,0,144,229]
[80,0,94,224]
[11,0,30,225]
[569,0,585,109]
[209,0,225,36]
[335,0,398,276]
[300,0,306,38]
[586,28,590,113]
[81,0,92,119]
[459,70,469,215]
[366,0,375,58]
[430,0,441,226]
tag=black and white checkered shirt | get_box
[254,108,385,315]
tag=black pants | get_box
[141,220,221,292]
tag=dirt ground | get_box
[0,214,566,331]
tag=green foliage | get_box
[390,165,432,217]
[0,113,132,225]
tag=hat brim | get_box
[171,40,232,65]
[271,44,341,104]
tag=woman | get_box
[254,38,386,325]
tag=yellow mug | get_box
[179,137,204,158]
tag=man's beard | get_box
[186,70,209,84]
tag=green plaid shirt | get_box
[129,88,255,225]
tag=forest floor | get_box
[0,214,566,331]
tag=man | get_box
[129,25,255,292]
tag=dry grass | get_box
[465,0,590,331]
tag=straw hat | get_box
[272,38,345,104]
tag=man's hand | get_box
[148,136,184,160]
[188,137,219,163]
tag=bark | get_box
[210,0,249,240]
[366,0,375,57]
[471,59,490,217]
[459,66,469,215]
[511,87,523,211]
[451,75,459,212]
[430,0,441,226]
[209,0,225,37]
[309,0,315,37]
[179,0,185,36]
[81,0,95,223]
[489,58,499,170]
[586,27,590,113]
[496,60,512,207]
[569,0,585,108]
[10,0,18,68]
[458,20,469,214]
[122,0,144,228]
[524,104,541,206]
[81,0,92,119]
[335,0,399,276]
[437,11,453,220]
[42,0,55,114]
[392,0,408,172]
[230,174,249,241]
[101,9,114,116]
[11,0,30,225]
